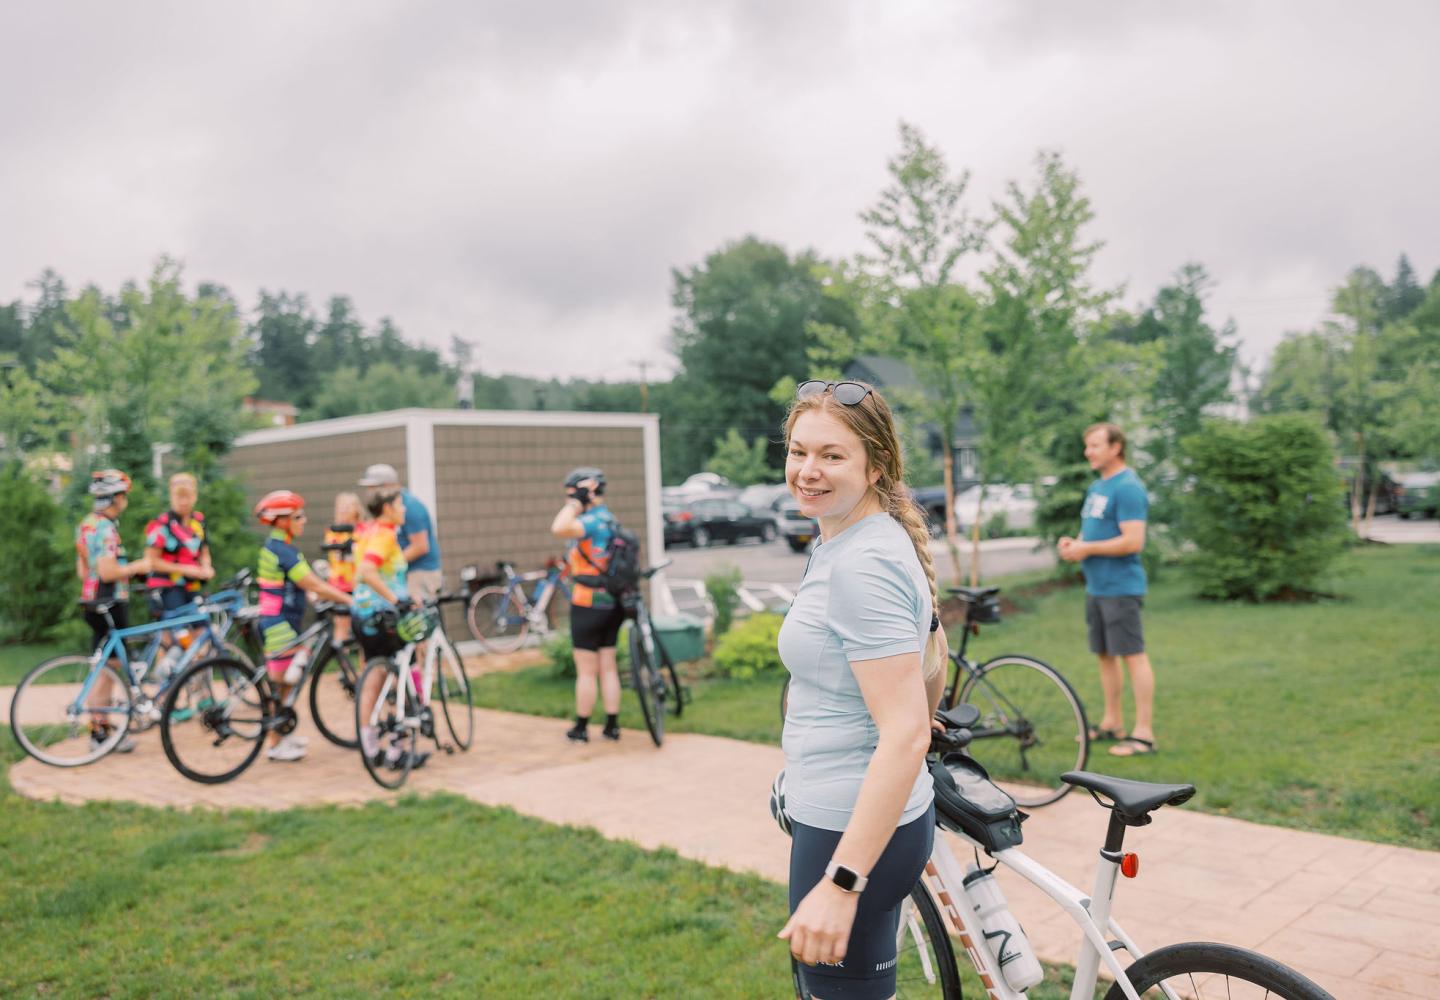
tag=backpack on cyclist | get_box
[573,517,642,598]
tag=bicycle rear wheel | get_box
[356,658,417,790]
[309,642,360,749]
[466,586,529,653]
[1105,941,1335,999]
[160,657,268,784]
[10,655,132,767]
[958,654,1088,808]
[627,622,664,747]
[435,638,474,751]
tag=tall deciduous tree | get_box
[1146,263,1237,466]
[974,150,1116,580]
[814,122,987,580]
[669,236,852,481]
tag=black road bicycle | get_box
[622,562,685,747]
[159,602,361,784]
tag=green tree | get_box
[44,259,257,484]
[1180,415,1346,601]
[307,362,457,420]
[669,236,852,481]
[705,429,778,487]
[812,122,987,579]
[1384,253,1425,324]
[0,463,75,641]
[972,150,1117,580]
[251,291,318,406]
[1146,264,1236,462]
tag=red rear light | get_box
[1121,853,1140,878]
[678,511,693,521]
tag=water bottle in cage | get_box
[964,863,1044,991]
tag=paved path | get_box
[10,708,1438,999]
[1363,513,1440,544]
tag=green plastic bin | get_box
[650,613,706,662]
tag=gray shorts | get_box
[1086,594,1145,656]
[407,569,442,604]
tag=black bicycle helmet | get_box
[564,467,606,495]
[769,768,793,837]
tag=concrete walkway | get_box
[10,708,1438,999]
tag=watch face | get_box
[832,866,859,891]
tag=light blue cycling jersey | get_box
[778,513,934,832]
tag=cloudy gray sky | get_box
[2,1,1436,381]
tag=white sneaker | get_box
[282,648,310,686]
[266,735,307,762]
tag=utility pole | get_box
[635,361,649,413]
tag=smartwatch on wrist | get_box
[824,860,868,894]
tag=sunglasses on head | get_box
[796,380,872,406]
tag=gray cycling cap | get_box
[358,463,400,487]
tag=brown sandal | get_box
[1108,737,1157,757]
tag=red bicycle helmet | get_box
[254,489,305,525]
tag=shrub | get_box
[0,463,76,641]
[704,563,743,637]
[1179,415,1347,600]
[710,613,784,680]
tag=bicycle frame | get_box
[920,829,1152,1000]
[73,595,245,720]
[501,562,569,625]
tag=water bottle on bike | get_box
[964,863,1044,991]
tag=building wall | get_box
[226,414,657,638]
[433,423,649,580]
[224,427,407,563]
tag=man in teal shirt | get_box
[1058,423,1157,758]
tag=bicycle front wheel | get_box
[357,658,417,790]
[627,622,664,747]
[161,657,268,784]
[1106,942,1336,999]
[958,654,1088,808]
[309,643,360,749]
[466,586,529,653]
[10,655,132,767]
[435,639,474,751]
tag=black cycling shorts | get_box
[148,585,199,621]
[83,602,130,655]
[569,602,626,652]
[788,804,935,999]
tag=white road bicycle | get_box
[783,704,1335,1000]
[356,595,475,790]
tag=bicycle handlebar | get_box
[641,560,673,579]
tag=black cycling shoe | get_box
[565,723,589,743]
[386,749,430,771]
[602,724,621,742]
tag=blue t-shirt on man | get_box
[398,489,441,572]
[1080,468,1148,597]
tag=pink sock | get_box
[411,668,423,703]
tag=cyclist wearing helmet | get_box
[144,472,214,669]
[76,469,151,751]
[551,467,624,744]
[353,487,429,771]
[254,490,353,763]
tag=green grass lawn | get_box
[476,544,1440,849]
[0,729,1101,1000]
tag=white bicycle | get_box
[777,704,1335,999]
[355,595,474,790]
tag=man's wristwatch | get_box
[824,860,868,894]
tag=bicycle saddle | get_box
[946,585,1000,601]
[1061,771,1195,824]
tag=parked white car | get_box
[951,483,1038,532]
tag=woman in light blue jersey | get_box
[777,379,949,1000]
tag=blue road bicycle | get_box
[9,579,254,768]
[465,558,571,653]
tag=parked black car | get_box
[664,498,778,548]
